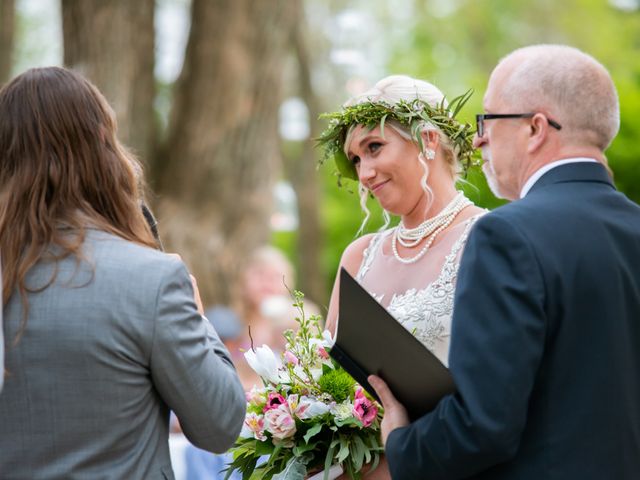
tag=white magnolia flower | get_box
[244,345,283,384]
[310,367,323,381]
[322,329,335,347]
[310,330,334,350]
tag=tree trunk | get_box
[156,0,296,306]
[285,0,326,306]
[61,0,155,163]
[0,0,15,85]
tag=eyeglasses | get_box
[475,113,562,137]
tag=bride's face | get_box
[346,124,426,216]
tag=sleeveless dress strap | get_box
[356,229,392,281]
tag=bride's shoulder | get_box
[339,233,378,274]
[342,233,375,260]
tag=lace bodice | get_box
[356,215,481,366]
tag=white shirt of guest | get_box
[520,157,599,199]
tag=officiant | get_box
[0,66,246,478]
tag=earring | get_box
[425,149,435,160]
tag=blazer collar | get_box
[528,161,614,195]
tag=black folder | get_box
[330,268,456,420]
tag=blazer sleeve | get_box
[386,213,547,479]
[0,304,4,394]
[149,259,246,453]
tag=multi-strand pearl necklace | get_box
[392,192,473,264]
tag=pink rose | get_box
[264,404,297,439]
[263,392,286,412]
[353,388,378,427]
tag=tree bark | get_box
[0,0,15,85]
[285,0,326,306]
[61,0,155,163]
[156,0,297,306]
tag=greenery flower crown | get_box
[316,89,479,184]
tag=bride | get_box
[320,75,485,479]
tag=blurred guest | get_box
[0,66,245,479]
[224,245,310,389]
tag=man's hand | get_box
[368,375,410,446]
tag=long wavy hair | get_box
[0,66,156,325]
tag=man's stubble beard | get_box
[481,149,508,200]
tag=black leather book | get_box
[330,268,456,421]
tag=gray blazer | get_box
[0,230,246,479]
[0,263,3,394]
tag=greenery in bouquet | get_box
[225,291,383,480]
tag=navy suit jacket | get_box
[386,162,640,479]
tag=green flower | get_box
[318,368,356,403]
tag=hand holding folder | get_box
[330,268,456,421]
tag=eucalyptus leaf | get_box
[351,435,366,471]
[271,456,307,480]
[323,438,340,476]
[379,114,388,140]
[337,437,350,463]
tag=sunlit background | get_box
[4,0,640,307]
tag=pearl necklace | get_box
[392,192,472,264]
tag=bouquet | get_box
[225,291,383,480]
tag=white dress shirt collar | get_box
[520,157,598,198]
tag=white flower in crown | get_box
[244,345,287,384]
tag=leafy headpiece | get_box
[316,89,479,183]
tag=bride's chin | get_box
[381,205,401,217]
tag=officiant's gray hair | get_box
[344,75,461,235]
[496,45,620,151]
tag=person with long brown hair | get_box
[0,66,245,478]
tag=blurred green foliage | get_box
[13,0,638,307]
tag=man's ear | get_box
[527,113,550,153]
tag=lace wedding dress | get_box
[355,214,482,367]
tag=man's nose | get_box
[473,132,486,149]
